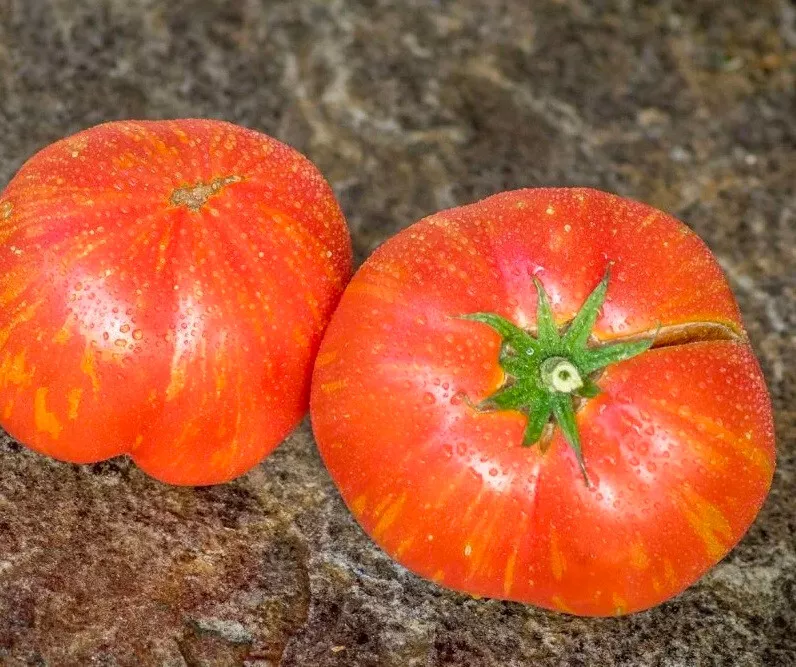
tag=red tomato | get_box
[310,188,775,616]
[0,119,351,485]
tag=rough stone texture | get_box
[0,0,794,664]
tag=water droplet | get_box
[422,392,436,405]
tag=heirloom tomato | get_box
[0,119,351,485]
[311,188,775,616]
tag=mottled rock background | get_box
[0,1,794,665]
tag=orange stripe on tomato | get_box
[550,529,566,581]
[676,485,732,560]
[551,596,574,614]
[0,350,35,388]
[67,387,83,420]
[80,346,101,393]
[372,493,407,539]
[629,541,650,570]
[503,550,518,598]
[34,388,63,439]
[319,379,347,394]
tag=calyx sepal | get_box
[460,270,655,483]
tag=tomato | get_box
[310,187,775,616]
[0,119,351,485]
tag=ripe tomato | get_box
[311,188,775,616]
[0,119,351,485]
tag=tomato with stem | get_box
[311,188,775,616]
[0,119,351,485]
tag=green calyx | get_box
[460,269,655,483]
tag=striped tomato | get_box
[0,119,351,485]
[311,188,774,615]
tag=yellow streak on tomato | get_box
[394,537,414,558]
[305,294,321,325]
[351,495,368,517]
[64,135,88,158]
[223,385,245,466]
[155,224,173,274]
[550,529,566,581]
[651,578,662,593]
[612,592,628,615]
[213,362,228,398]
[172,132,190,147]
[664,560,678,587]
[112,151,142,170]
[677,486,733,559]
[259,204,343,288]
[0,299,44,349]
[166,362,188,401]
[291,326,309,349]
[134,434,144,448]
[637,211,661,231]
[373,493,395,521]
[0,270,30,307]
[431,569,446,584]
[466,514,500,579]
[372,492,407,539]
[0,351,35,388]
[345,280,403,305]
[80,346,101,393]
[465,534,488,580]
[34,388,63,439]
[210,444,233,470]
[52,323,73,344]
[503,550,518,598]
[685,410,774,478]
[314,350,338,368]
[503,511,528,597]
[0,226,17,246]
[0,201,15,243]
[320,379,347,394]
[629,541,650,570]
[66,387,83,420]
[551,595,574,614]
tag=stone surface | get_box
[0,0,794,665]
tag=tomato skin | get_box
[310,188,775,616]
[0,119,351,485]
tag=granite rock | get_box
[0,0,794,665]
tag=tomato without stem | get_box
[311,188,775,616]
[0,119,351,485]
